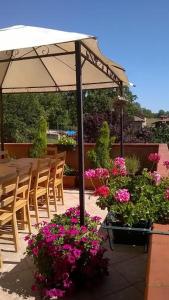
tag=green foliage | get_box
[56,135,76,146]
[29,116,47,158]
[88,121,110,168]
[125,155,140,175]
[64,164,76,176]
[151,124,169,143]
[96,165,169,226]
[3,94,45,142]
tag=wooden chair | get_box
[0,173,20,255]
[30,158,51,224]
[15,163,33,233]
[49,152,66,211]
[0,150,10,163]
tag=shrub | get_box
[87,121,111,168]
[26,207,109,299]
[125,155,140,175]
[29,116,47,158]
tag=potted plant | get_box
[56,135,77,152]
[63,164,77,189]
[26,207,109,299]
[86,154,169,246]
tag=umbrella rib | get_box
[1,50,14,88]
[33,47,61,91]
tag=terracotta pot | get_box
[63,175,77,189]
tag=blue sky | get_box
[0,0,169,112]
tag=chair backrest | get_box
[0,173,19,212]
[51,152,66,181]
[34,158,51,190]
[16,163,33,199]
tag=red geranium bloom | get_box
[94,185,110,197]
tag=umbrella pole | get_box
[75,41,85,226]
[0,89,4,151]
[119,82,124,157]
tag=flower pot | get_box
[85,178,101,190]
[63,175,77,189]
[106,213,152,247]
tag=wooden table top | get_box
[0,158,38,183]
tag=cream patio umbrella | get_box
[0,25,129,224]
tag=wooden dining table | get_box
[0,158,39,183]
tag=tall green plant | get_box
[29,116,47,158]
[88,121,110,168]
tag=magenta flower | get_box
[163,160,169,169]
[164,189,169,200]
[114,157,126,168]
[151,171,161,184]
[71,217,79,224]
[95,168,109,178]
[84,169,96,179]
[32,247,39,257]
[148,153,160,163]
[45,288,65,298]
[114,189,130,203]
[94,185,110,197]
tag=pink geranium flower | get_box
[114,189,130,203]
[151,171,161,184]
[94,185,110,197]
[148,153,160,163]
[114,157,126,168]
[95,168,109,178]
[164,189,169,200]
[84,169,96,179]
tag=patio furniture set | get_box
[0,149,66,267]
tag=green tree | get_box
[29,116,47,158]
[88,121,110,168]
[3,94,45,142]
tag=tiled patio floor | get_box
[0,190,147,300]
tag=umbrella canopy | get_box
[0,25,129,225]
[0,25,128,93]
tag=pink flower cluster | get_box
[163,160,169,169]
[148,153,160,163]
[112,157,127,176]
[94,185,110,197]
[26,207,108,299]
[151,171,161,184]
[114,189,130,203]
[164,189,169,200]
[85,168,109,179]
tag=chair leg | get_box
[53,185,57,212]
[20,206,27,230]
[45,192,51,219]
[12,215,19,252]
[61,183,64,205]
[26,204,32,234]
[34,197,39,225]
[0,250,3,268]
